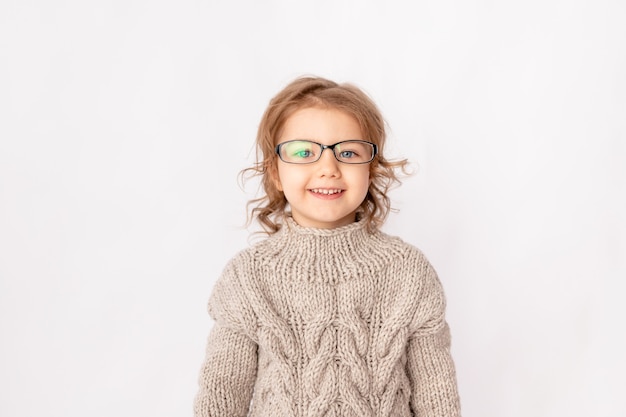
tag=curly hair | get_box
[239,75,409,234]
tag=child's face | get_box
[273,106,371,229]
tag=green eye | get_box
[294,150,312,158]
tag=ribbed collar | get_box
[280,215,370,238]
[257,216,399,284]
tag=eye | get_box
[339,150,357,158]
[294,149,313,158]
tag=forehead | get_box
[278,106,362,144]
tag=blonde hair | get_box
[240,75,409,234]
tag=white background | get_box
[1,1,625,416]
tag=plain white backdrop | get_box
[1,1,625,416]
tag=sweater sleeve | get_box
[194,258,258,417]
[406,262,461,417]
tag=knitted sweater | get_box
[194,217,461,417]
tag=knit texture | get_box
[194,218,461,417]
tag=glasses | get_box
[275,140,378,164]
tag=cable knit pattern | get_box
[194,218,461,417]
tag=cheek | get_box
[276,164,303,194]
[354,167,372,188]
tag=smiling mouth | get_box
[309,188,344,195]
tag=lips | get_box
[309,188,344,195]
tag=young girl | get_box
[194,76,461,417]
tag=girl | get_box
[194,76,461,417]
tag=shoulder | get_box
[370,231,443,297]
[376,231,437,275]
[220,245,259,276]
[376,232,448,324]
[218,232,280,273]
[209,239,267,310]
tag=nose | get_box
[316,147,341,177]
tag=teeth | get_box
[311,188,342,195]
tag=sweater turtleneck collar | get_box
[280,215,370,238]
[256,216,402,284]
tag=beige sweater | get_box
[194,217,461,417]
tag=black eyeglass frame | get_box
[275,140,378,165]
